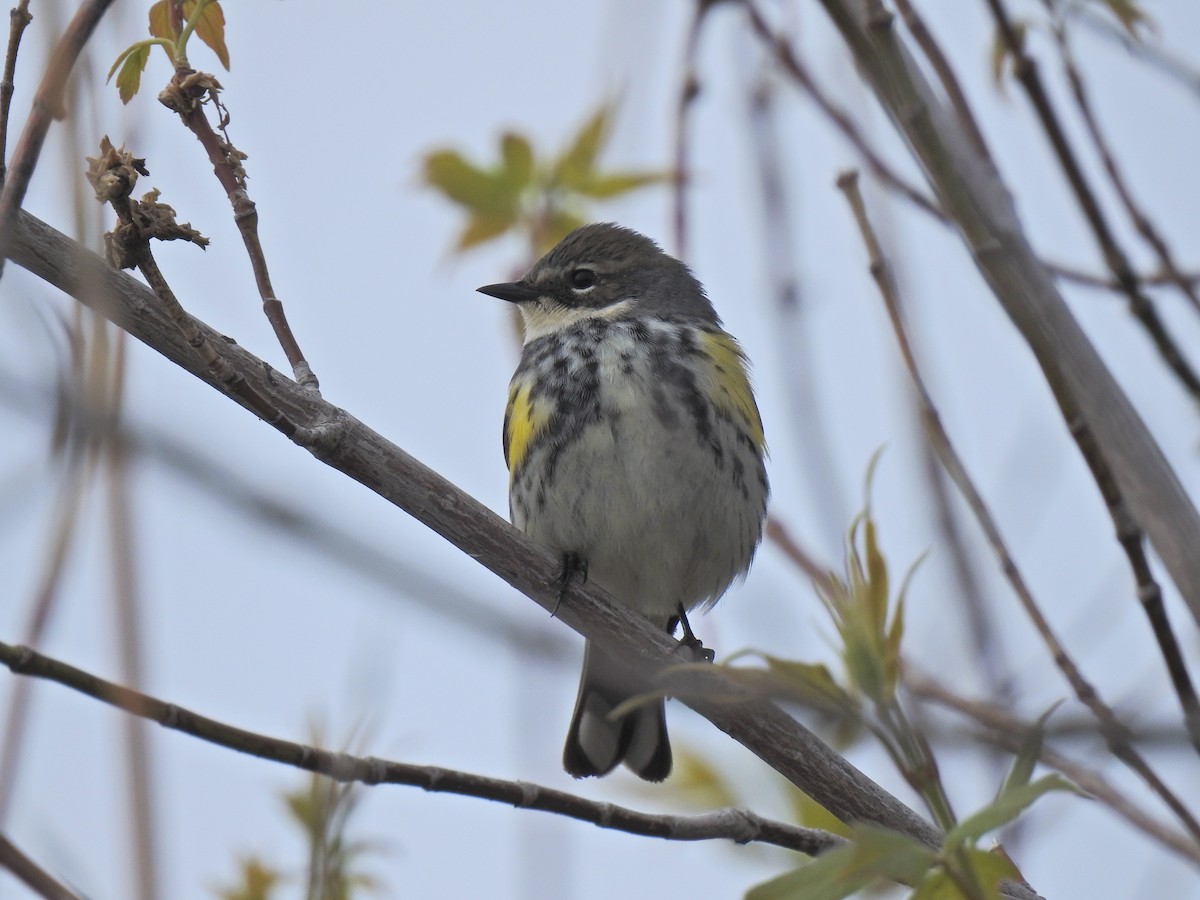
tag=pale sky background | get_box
[1,1,1200,898]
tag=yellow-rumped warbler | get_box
[478,223,768,781]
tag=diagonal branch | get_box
[4,206,944,850]
[0,640,842,858]
[800,0,1200,631]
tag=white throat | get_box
[519,299,635,343]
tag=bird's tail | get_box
[562,640,671,782]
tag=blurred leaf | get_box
[553,104,612,190]
[533,208,586,255]
[785,784,853,839]
[747,826,935,900]
[661,746,739,808]
[148,0,174,39]
[422,149,519,216]
[500,132,534,188]
[946,774,1084,847]
[214,857,281,900]
[757,656,857,712]
[1094,0,1153,38]
[191,0,231,70]
[570,170,673,199]
[997,704,1059,799]
[911,848,1020,900]
[457,211,518,250]
[745,848,864,900]
[111,43,152,104]
[989,19,1027,92]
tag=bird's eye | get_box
[570,268,597,290]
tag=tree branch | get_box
[4,207,942,849]
[0,640,843,857]
[800,0,1200,631]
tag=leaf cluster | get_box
[422,103,671,257]
[108,0,230,104]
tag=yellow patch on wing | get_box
[698,330,766,452]
[503,380,551,477]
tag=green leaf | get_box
[997,704,1060,799]
[757,656,857,712]
[784,784,853,839]
[191,0,230,70]
[946,774,1084,847]
[215,857,281,900]
[114,43,152,104]
[499,132,534,188]
[569,170,672,199]
[661,746,740,808]
[456,211,518,250]
[746,826,936,900]
[421,149,517,214]
[553,104,613,189]
[744,848,864,900]
[148,0,174,39]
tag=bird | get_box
[478,223,768,781]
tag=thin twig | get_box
[891,0,993,164]
[835,167,1200,845]
[984,0,1200,404]
[103,334,160,900]
[0,444,98,825]
[0,0,117,276]
[906,670,1200,865]
[746,68,850,539]
[764,516,833,592]
[158,67,320,391]
[1034,0,1200,754]
[1062,1,1200,100]
[742,1,944,220]
[0,640,844,858]
[0,834,81,900]
[1046,261,1200,292]
[0,0,32,184]
[6,206,948,852]
[1042,5,1200,317]
[85,138,304,438]
[671,0,711,258]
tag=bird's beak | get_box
[477,281,543,304]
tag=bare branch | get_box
[800,0,1200,638]
[0,0,32,183]
[0,833,81,900]
[0,0,117,274]
[5,207,944,849]
[0,639,843,858]
[907,670,1200,865]
[983,0,1200,402]
[835,166,1200,845]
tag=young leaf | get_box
[148,0,175,40]
[115,43,152,104]
[997,703,1060,799]
[569,170,672,199]
[191,0,231,70]
[422,149,514,214]
[553,104,612,189]
[946,774,1085,847]
[457,211,518,250]
[744,846,865,900]
[499,132,534,189]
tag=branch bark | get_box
[5,207,942,848]
[808,0,1200,627]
